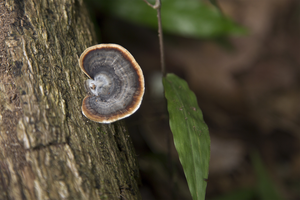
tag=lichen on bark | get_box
[0,0,141,199]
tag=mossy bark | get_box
[0,0,141,199]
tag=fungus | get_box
[79,44,145,123]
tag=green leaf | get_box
[98,0,246,38]
[251,151,284,200]
[163,73,210,200]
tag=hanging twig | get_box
[143,0,174,197]
[143,0,166,77]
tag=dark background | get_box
[86,0,300,199]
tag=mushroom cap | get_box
[79,44,144,123]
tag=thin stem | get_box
[143,0,166,77]
[143,0,160,9]
[157,4,166,77]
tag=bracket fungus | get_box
[79,44,145,123]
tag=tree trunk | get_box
[0,0,141,199]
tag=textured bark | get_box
[0,0,141,199]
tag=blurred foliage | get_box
[209,151,284,200]
[86,0,246,38]
[208,0,221,10]
[251,151,284,200]
[163,73,210,200]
